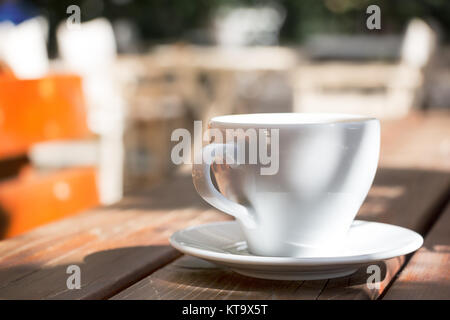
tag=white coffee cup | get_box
[193,113,380,257]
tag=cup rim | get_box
[210,113,378,127]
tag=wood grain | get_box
[383,203,450,300]
[111,112,450,300]
[0,111,448,300]
[112,168,449,300]
[379,111,450,171]
[0,175,229,299]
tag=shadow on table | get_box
[357,167,449,234]
[0,245,180,299]
[119,255,391,300]
[0,234,446,299]
[0,244,391,300]
[0,166,448,299]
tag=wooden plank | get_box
[282,112,450,300]
[112,112,450,300]
[379,111,450,171]
[0,175,229,299]
[111,168,449,300]
[113,255,328,300]
[0,111,448,300]
[383,203,450,300]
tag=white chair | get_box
[56,18,124,205]
[294,19,437,118]
[0,16,49,79]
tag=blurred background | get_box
[0,0,449,238]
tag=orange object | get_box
[0,166,99,238]
[0,74,91,159]
[0,61,16,80]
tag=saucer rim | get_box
[169,220,423,267]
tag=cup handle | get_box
[192,143,256,228]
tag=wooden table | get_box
[0,111,449,300]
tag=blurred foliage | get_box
[28,0,450,52]
[281,0,450,41]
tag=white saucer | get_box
[170,220,423,280]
